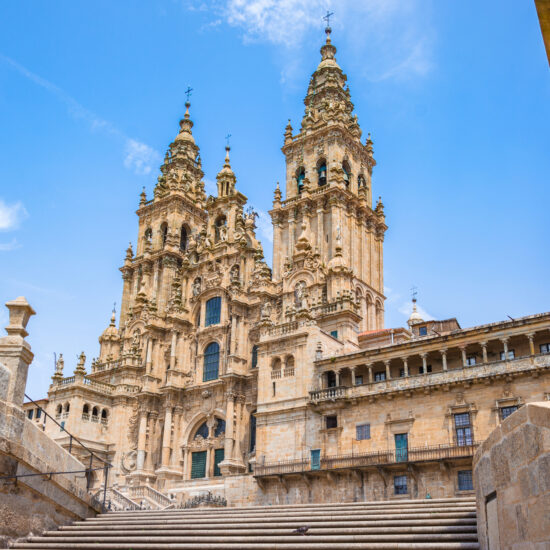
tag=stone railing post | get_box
[0,297,35,406]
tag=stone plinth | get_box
[473,401,550,550]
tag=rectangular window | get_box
[500,349,515,360]
[540,343,550,354]
[191,451,207,479]
[27,409,34,420]
[330,330,339,339]
[356,424,371,440]
[395,433,408,462]
[205,297,222,326]
[355,375,363,385]
[326,415,338,429]
[466,355,477,366]
[60,421,65,432]
[213,448,224,477]
[458,470,473,491]
[36,408,42,419]
[311,449,321,470]
[251,345,258,368]
[419,326,428,336]
[419,365,432,374]
[454,413,473,446]
[500,405,518,420]
[394,475,408,495]
[374,371,386,382]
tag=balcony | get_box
[311,354,550,404]
[254,442,479,477]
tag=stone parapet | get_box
[473,401,550,549]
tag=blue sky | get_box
[1,1,549,399]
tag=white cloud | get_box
[189,0,433,83]
[0,238,20,251]
[0,54,160,175]
[0,199,27,231]
[124,139,161,176]
[398,300,433,321]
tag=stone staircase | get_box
[12,497,479,549]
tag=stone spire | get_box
[216,145,237,197]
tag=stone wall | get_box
[473,401,550,550]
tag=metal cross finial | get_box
[323,10,334,28]
[185,87,193,102]
[225,134,232,147]
[112,302,116,314]
[410,286,418,301]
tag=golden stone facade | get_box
[27,29,550,507]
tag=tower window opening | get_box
[342,161,351,187]
[203,342,220,381]
[297,168,305,194]
[180,226,188,251]
[161,223,168,248]
[318,161,327,187]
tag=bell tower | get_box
[271,26,387,333]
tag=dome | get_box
[408,299,424,327]
[100,311,119,341]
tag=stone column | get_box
[460,346,467,368]
[145,338,153,372]
[136,410,148,471]
[273,219,283,280]
[171,407,183,470]
[161,406,173,467]
[317,206,324,260]
[501,338,509,361]
[233,396,245,460]
[480,341,488,364]
[0,297,35,406]
[224,393,236,462]
[351,367,356,386]
[230,315,238,355]
[384,360,391,380]
[402,357,409,377]
[368,364,373,384]
[120,272,133,326]
[170,331,178,370]
[288,213,296,258]
[421,353,428,373]
[440,349,448,371]
[527,333,535,359]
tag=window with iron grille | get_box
[205,297,221,326]
[356,423,370,440]
[203,342,220,381]
[458,470,473,491]
[213,448,224,477]
[191,451,207,479]
[454,413,473,446]
[326,415,338,429]
[394,475,408,495]
[500,405,518,421]
[374,371,386,382]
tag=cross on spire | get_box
[225,133,232,147]
[410,286,418,301]
[323,10,334,28]
[185,86,193,102]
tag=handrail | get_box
[16,393,113,511]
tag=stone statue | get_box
[294,281,307,309]
[261,302,272,320]
[192,278,202,297]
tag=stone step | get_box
[59,519,477,531]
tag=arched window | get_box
[144,228,152,243]
[180,226,188,251]
[318,161,327,187]
[214,418,226,437]
[284,355,295,377]
[205,297,222,327]
[92,406,98,417]
[195,421,209,439]
[56,404,62,415]
[101,409,108,419]
[249,412,257,452]
[251,345,258,368]
[296,167,305,194]
[160,223,168,248]
[83,404,89,414]
[203,342,220,381]
[343,161,351,187]
[215,216,227,243]
[64,402,70,412]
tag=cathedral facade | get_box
[28,28,550,507]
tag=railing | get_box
[95,487,141,511]
[83,377,114,394]
[59,376,75,385]
[129,484,172,508]
[0,394,113,512]
[311,354,550,403]
[254,442,480,477]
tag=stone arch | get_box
[160,222,168,248]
